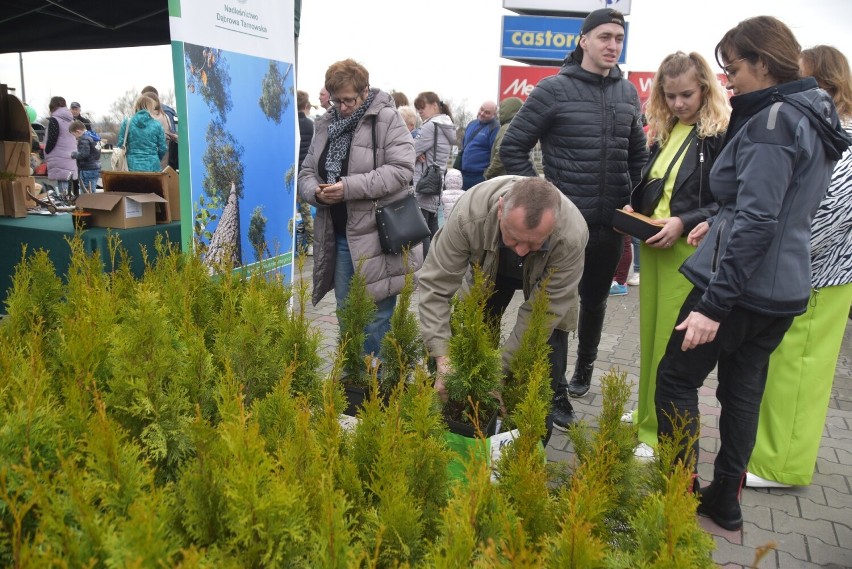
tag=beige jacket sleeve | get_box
[417,215,476,358]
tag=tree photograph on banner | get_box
[184,43,296,277]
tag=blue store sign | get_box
[501,15,629,64]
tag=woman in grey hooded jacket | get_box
[413,92,455,256]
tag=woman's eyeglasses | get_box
[330,95,360,108]
[721,57,748,78]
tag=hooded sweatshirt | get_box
[118,110,167,173]
[484,97,523,180]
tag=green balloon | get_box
[25,104,37,123]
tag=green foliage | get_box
[202,119,245,201]
[378,258,422,395]
[258,61,292,124]
[193,192,223,252]
[503,273,554,429]
[185,45,232,119]
[444,266,502,427]
[247,205,269,261]
[0,236,718,566]
[336,259,377,387]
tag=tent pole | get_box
[18,52,25,102]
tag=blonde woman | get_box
[117,94,167,172]
[623,52,730,460]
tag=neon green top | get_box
[649,121,693,220]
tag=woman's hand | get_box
[687,221,710,247]
[316,182,344,204]
[645,216,685,249]
[623,204,635,213]
[416,153,427,163]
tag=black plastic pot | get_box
[445,410,499,438]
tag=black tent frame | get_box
[0,1,170,53]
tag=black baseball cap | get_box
[581,8,625,35]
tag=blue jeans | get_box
[334,234,396,358]
[79,169,99,193]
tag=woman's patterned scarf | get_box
[324,89,376,184]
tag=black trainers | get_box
[567,362,594,398]
[551,394,576,431]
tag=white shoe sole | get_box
[745,472,792,488]
[634,442,655,463]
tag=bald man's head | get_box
[478,101,497,123]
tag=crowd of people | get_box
[297,8,852,534]
[28,87,179,200]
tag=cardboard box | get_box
[15,176,37,208]
[0,179,27,217]
[101,167,180,224]
[1,141,30,177]
[74,191,166,229]
[0,89,32,144]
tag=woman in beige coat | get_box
[297,59,419,358]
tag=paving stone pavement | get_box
[294,258,852,568]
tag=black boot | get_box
[551,392,576,431]
[697,474,745,530]
[567,361,594,398]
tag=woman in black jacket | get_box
[622,51,729,461]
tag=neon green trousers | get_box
[748,283,852,486]
[635,238,694,448]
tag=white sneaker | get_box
[634,442,655,463]
[620,410,634,424]
[627,273,640,286]
[745,472,791,488]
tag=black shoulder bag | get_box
[630,127,696,216]
[415,122,444,196]
[373,116,431,254]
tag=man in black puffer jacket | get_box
[500,8,648,417]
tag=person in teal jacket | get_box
[118,94,167,172]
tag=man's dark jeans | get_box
[420,208,439,258]
[486,274,568,444]
[576,225,625,364]
[655,287,793,479]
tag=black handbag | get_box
[369,116,430,254]
[415,123,443,196]
[376,193,431,254]
[630,128,696,216]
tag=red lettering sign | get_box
[499,65,560,102]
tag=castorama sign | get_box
[501,15,628,64]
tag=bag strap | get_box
[121,117,130,148]
[461,121,488,152]
[371,114,377,170]
[659,127,696,182]
[430,121,439,163]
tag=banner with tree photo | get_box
[169,0,297,278]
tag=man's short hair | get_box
[503,177,561,228]
[297,90,310,111]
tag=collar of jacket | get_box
[726,78,818,144]
[560,58,624,84]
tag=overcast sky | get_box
[1,0,850,122]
